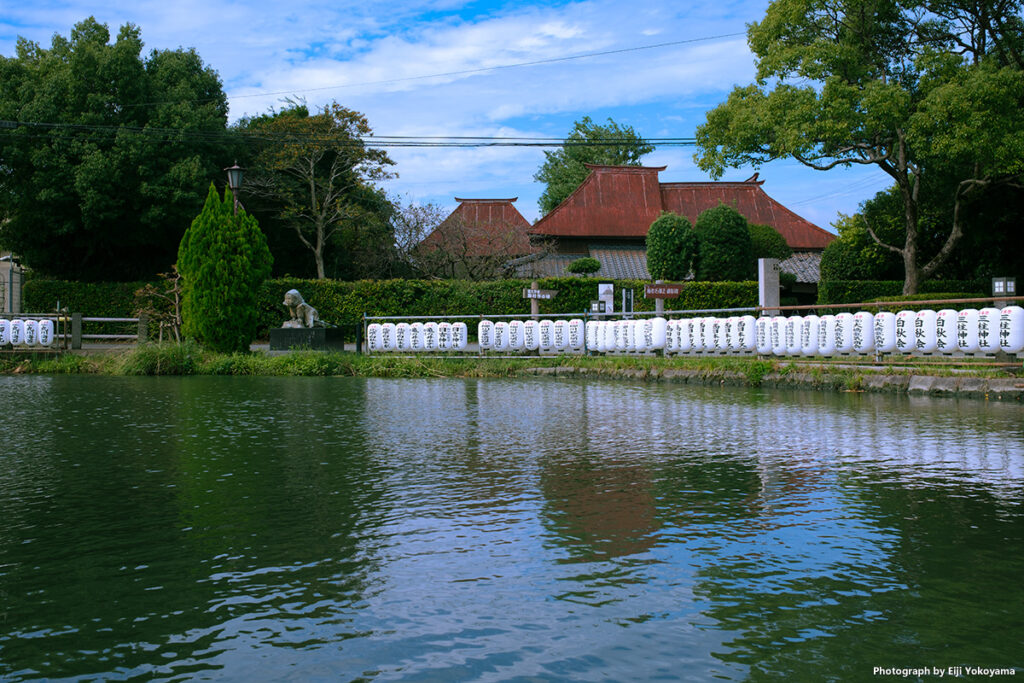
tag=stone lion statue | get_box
[282,289,320,328]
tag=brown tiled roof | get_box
[422,198,535,257]
[528,165,666,239]
[528,166,835,251]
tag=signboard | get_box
[644,284,682,299]
[590,300,606,313]
[598,282,614,315]
[522,288,558,300]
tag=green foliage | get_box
[236,102,395,279]
[177,185,273,353]
[819,210,903,281]
[0,18,232,280]
[565,257,601,276]
[646,212,699,281]
[865,292,989,313]
[748,223,792,265]
[534,116,654,214]
[694,204,753,281]
[693,0,1024,294]
[818,280,986,306]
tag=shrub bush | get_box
[694,204,753,281]
[177,185,273,353]
[646,212,699,281]
[565,257,601,276]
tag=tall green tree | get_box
[646,212,699,281]
[237,102,395,279]
[694,0,1024,294]
[534,116,654,215]
[177,184,272,353]
[0,18,232,280]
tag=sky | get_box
[0,0,895,230]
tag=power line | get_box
[0,119,697,148]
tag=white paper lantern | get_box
[834,313,855,354]
[410,322,426,352]
[978,307,1000,353]
[895,310,916,354]
[698,317,715,352]
[367,323,382,352]
[0,319,9,346]
[568,319,585,351]
[873,312,897,354]
[601,320,616,353]
[756,316,772,355]
[585,320,600,352]
[380,323,396,351]
[913,310,937,354]
[38,319,55,347]
[956,309,980,353]
[552,320,568,351]
[800,315,820,356]
[771,316,787,356]
[524,320,539,351]
[665,320,679,353]
[493,321,509,352]
[785,315,803,355]
[736,315,757,353]
[818,315,837,356]
[852,312,875,354]
[712,317,728,353]
[539,320,554,351]
[678,319,694,353]
[24,320,38,346]
[508,320,525,351]
[9,319,24,346]
[999,306,1024,353]
[477,320,494,351]
[451,322,468,350]
[649,317,667,351]
[438,322,453,351]
[935,309,957,353]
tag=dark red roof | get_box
[529,166,835,250]
[422,198,535,257]
[530,165,665,239]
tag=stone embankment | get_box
[522,366,1024,401]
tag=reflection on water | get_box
[1,375,1022,681]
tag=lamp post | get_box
[224,162,244,214]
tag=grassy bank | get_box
[2,343,1021,395]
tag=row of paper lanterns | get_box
[0,319,56,347]
[367,306,1024,355]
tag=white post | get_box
[758,258,780,316]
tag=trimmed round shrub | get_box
[646,211,699,281]
[566,257,601,276]
[694,204,753,281]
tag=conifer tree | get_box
[177,184,272,353]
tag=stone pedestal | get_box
[269,327,347,351]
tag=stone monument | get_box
[269,289,346,351]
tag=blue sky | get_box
[1,0,894,229]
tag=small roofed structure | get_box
[418,198,537,279]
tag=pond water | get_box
[1,375,1023,681]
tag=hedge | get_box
[25,277,759,339]
[817,279,987,305]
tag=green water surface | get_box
[1,375,1022,681]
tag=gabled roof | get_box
[421,197,535,257]
[529,165,666,239]
[528,166,835,251]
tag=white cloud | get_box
[1,0,888,228]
